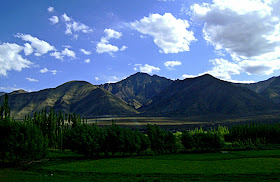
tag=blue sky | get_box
[1,0,280,92]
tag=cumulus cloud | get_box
[50,48,76,60]
[26,77,39,82]
[131,13,196,54]
[84,59,91,63]
[23,43,33,56]
[48,7,54,13]
[164,60,182,70]
[182,58,278,82]
[134,64,160,74]
[191,0,280,75]
[207,59,241,80]
[239,59,280,75]
[49,16,59,24]
[0,43,33,76]
[61,13,93,37]
[16,34,55,56]
[62,13,71,22]
[80,48,92,55]
[96,42,119,54]
[40,67,57,75]
[96,29,127,55]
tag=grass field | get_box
[1,150,280,182]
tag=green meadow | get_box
[1,150,280,182]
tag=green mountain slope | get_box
[101,72,173,109]
[260,77,280,103]
[140,74,278,117]
[236,76,280,103]
[0,81,137,118]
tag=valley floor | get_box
[1,150,280,182]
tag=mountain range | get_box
[1,72,280,119]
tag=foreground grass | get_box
[1,150,280,181]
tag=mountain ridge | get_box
[1,72,280,119]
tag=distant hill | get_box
[101,72,173,109]
[140,74,278,117]
[235,77,277,93]
[0,81,137,118]
[236,76,280,103]
[0,92,5,96]
[10,89,28,95]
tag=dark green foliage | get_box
[181,131,194,150]
[0,106,48,164]
[63,124,102,157]
[225,123,280,145]
[147,124,178,154]
[63,122,149,157]
[192,132,224,151]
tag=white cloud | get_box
[62,13,71,22]
[39,68,48,73]
[95,77,99,81]
[16,34,55,56]
[207,59,241,80]
[96,42,119,54]
[40,67,57,75]
[104,28,122,41]
[164,60,182,70]
[49,16,59,24]
[0,43,33,76]
[26,77,39,82]
[23,43,33,56]
[96,29,127,55]
[182,58,279,82]
[131,13,196,54]
[61,13,93,36]
[62,48,76,58]
[239,59,280,75]
[191,0,280,63]
[50,51,63,60]
[120,46,128,51]
[48,7,54,13]
[50,48,76,60]
[80,48,92,55]
[106,76,124,83]
[134,64,160,74]
[84,59,91,63]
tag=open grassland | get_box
[88,115,280,131]
[1,150,280,182]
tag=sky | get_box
[1,0,280,92]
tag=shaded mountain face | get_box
[0,92,5,96]
[0,81,137,118]
[101,72,173,109]
[236,76,280,103]
[140,74,278,117]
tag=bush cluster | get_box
[63,123,150,157]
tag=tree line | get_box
[1,93,280,165]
